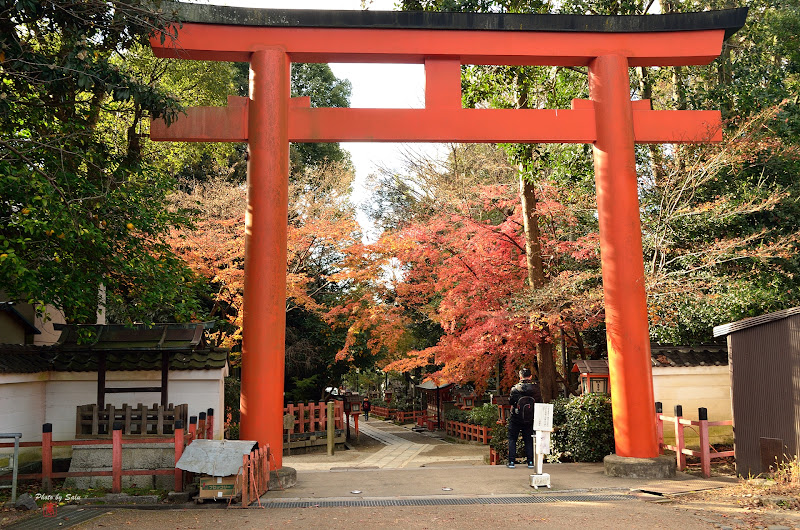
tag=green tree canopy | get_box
[0,0,201,323]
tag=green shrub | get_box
[445,408,470,423]
[549,397,571,462]
[388,395,420,411]
[493,394,615,464]
[564,393,614,462]
[489,423,524,464]
[468,403,500,427]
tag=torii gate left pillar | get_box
[242,48,289,467]
[150,5,747,472]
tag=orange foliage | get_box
[383,182,603,391]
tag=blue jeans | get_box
[507,418,533,465]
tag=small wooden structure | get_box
[572,359,610,395]
[55,322,219,409]
[714,307,800,476]
[492,395,511,423]
[417,381,453,429]
[453,387,478,410]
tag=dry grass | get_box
[671,455,800,529]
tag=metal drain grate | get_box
[263,494,634,509]
[6,506,109,530]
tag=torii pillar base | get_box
[268,467,297,491]
[604,454,676,479]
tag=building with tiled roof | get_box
[572,343,732,444]
[0,323,229,453]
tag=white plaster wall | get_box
[652,365,731,421]
[0,370,224,449]
[44,370,226,441]
[0,374,48,462]
[0,374,47,442]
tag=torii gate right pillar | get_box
[590,54,658,458]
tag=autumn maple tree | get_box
[376,147,604,393]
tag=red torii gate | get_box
[150,4,747,469]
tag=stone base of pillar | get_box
[603,454,676,479]
[269,467,297,490]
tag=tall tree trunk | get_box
[519,174,556,401]
[515,66,556,401]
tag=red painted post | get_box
[41,423,53,493]
[298,403,306,434]
[354,413,360,440]
[698,407,710,478]
[242,454,249,506]
[112,423,122,494]
[655,402,664,453]
[239,47,290,470]
[188,415,197,443]
[174,420,184,492]
[206,408,214,440]
[198,412,206,440]
[589,54,658,459]
[674,405,686,471]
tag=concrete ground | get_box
[12,420,800,529]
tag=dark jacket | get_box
[509,380,542,420]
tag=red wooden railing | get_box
[395,410,426,423]
[368,407,425,423]
[371,405,393,419]
[240,444,271,506]
[283,401,343,434]
[0,422,188,494]
[656,404,734,478]
[445,420,492,444]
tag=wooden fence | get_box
[371,405,392,419]
[76,403,188,437]
[395,410,426,423]
[370,407,426,424]
[0,422,187,493]
[240,445,271,506]
[283,401,343,434]
[657,404,734,478]
[445,420,492,444]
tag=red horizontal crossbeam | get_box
[151,97,721,144]
[151,24,725,67]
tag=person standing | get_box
[362,397,371,421]
[507,368,542,468]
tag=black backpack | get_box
[516,395,535,424]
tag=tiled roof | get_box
[572,359,610,375]
[0,323,228,373]
[0,345,55,373]
[55,322,212,350]
[569,344,729,372]
[650,344,728,368]
[0,347,227,373]
[0,346,228,373]
[50,348,229,372]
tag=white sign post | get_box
[531,403,554,489]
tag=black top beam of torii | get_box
[162,1,747,39]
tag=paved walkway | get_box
[284,418,484,471]
[348,418,428,468]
